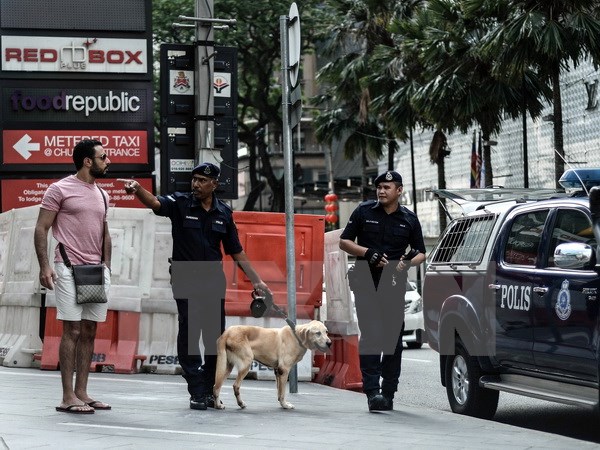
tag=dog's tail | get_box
[214,334,229,380]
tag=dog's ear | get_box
[295,325,312,348]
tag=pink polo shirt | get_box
[40,175,108,265]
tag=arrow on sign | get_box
[13,134,40,160]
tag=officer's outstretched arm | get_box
[118,179,161,212]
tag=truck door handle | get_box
[533,286,548,295]
[488,284,501,290]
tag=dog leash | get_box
[250,291,306,348]
[251,290,296,330]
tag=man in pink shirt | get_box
[34,139,113,414]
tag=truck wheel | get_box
[445,343,498,419]
[406,330,424,349]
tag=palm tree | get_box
[398,0,550,188]
[313,59,386,200]
[313,0,404,198]
[471,0,600,187]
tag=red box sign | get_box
[1,178,153,212]
[2,130,148,165]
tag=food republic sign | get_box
[5,87,147,123]
[2,36,147,73]
[10,89,140,117]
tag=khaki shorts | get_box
[54,262,110,322]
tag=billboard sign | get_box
[3,130,148,164]
[1,177,153,211]
[3,82,151,123]
[2,36,148,73]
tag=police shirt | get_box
[340,200,426,261]
[155,192,243,261]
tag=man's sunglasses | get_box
[93,154,108,161]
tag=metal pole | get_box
[196,0,216,166]
[280,14,298,393]
[522,80,529,188]
[409,127,417,215]
[409,125,422,292]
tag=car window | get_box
[546,209,595,268]
[430,213,496,264]
[503,210,549,267]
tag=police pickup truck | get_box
[423,169,600,419]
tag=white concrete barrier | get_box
[0,206,322,378]
[323,229,359,335]
[0,206,43,367]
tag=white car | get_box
[403,280,425,349]
[322,263,425,350]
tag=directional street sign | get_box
[289,84,302,129]
[13,134,40,160]
[2,129,148,165]
[287,2,301,88]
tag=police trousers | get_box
[351,262,406,394]
[173,267,226,398]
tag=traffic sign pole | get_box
[280,5,299,394]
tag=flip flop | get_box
[56,404,95,414]
[86,400,112,410]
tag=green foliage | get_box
[151,0,334,210]
[152,0,195,46]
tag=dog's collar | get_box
[282,316,308,350]
[270,301,305,349]
[288,324,306,349]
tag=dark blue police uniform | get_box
[340,198,426,398]
[155,190,242,400]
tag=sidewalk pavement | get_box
[0,366,596,450]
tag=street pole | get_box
[196,0,216,166]
[280,13,298,394]
[409,126,417,215]
[522,80,529,188]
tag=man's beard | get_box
[90,164,107,178]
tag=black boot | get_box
[190,395,207,410]
[366,391,387,412]
[381,391,394,411]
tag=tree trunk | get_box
[258,138,285,212]
[243,136,260,211]
[551,66,565,187]
[362,148,369,201]
[242,129,285,212]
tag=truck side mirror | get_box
[554,243,594,270]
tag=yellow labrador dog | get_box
[213,320,331,409]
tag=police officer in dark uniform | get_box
[120,163,270,410]
[339,170,426,412]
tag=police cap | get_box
[374,170,402,185]
[192,162,220,179]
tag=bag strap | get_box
[58,242,72,268]
[98,185,107,263]
[59,185,108,267]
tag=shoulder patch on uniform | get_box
[400,206,417,217]
[359,199,377,208]
[218,199,233,211]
